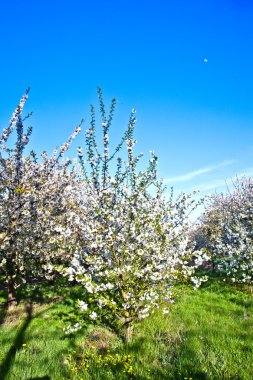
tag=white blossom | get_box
[89,311,98,320]
[78,300,88,311]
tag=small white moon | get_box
[203,58,208,63]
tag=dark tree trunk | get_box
[7,277,17,309]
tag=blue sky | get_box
[1,0,253,204]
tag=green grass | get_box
[0,280,253,379]
[131,281,253,379]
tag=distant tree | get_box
[192,178,253,285]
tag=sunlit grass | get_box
[0,280,253,379]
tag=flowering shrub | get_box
[60,89,208,340]
[193,178,253,285]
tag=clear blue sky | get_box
[1,0,253,201]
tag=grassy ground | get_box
[0,280,253,379]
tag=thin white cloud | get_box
[163,160,236,184]
[193,167,253,193]
[194,179,231,192]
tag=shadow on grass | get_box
[0,303,33,379]
[0,304,55,380]
[125,334,209,380]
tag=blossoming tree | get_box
[61,89,208,340]
[0,90,84,307]
[193,178,253,285]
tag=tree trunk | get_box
[124,321,132,342]
[7,277,17,309]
